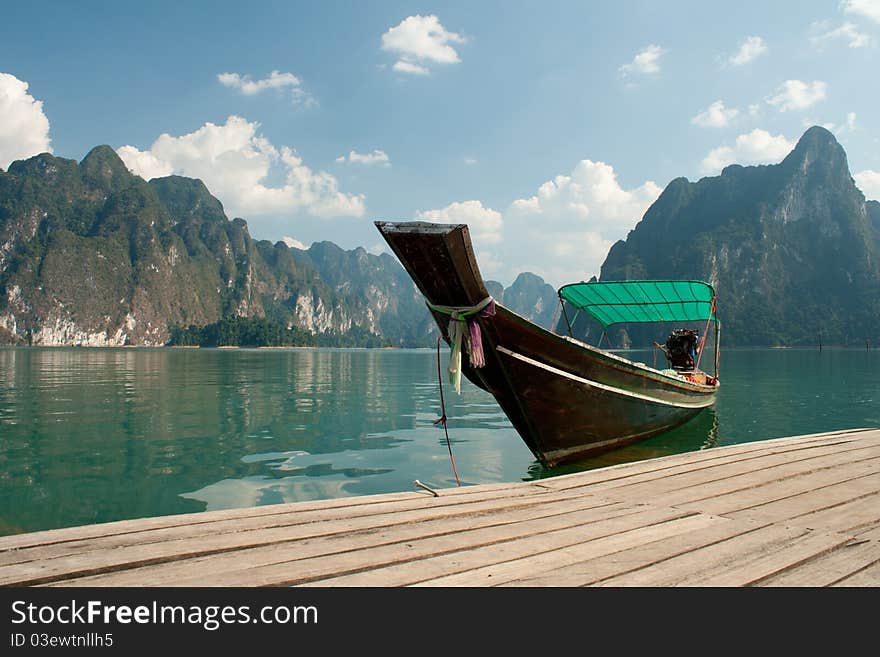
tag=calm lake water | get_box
[1,346,878,536]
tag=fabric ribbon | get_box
[426,296,496,393]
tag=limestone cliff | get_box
[599,127,880,346]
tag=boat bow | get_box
[375,220,718,466]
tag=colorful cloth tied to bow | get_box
[426,296,496,393]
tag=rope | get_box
[433,336,461,486]
[426,296,495,394]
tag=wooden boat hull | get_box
[375,221,718,467]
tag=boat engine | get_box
[663,328,698,371]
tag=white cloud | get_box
[217,70,316,107]
[392,60,430,75]
[854,170,880,199]
[701,129,795,174]
[411,160,661,286]
[510,161,661,227]
[115,146,173,180]
[810,21,874,49]
[464,157,477,165]
[281,236,307,250]
[335,149,390,166]
[381,15,466,75]
[473,249,504,280]
[619,44,666,76]
[416,200,503,245]
[843,0,880,24]
[766,80,827,112]
[0,72,52,169]
[117,115,364,219]
[700,147,735,174]
[691,100,739,128]
[728,36,767,66]
[506,160,662,284]
[804,111,857,135]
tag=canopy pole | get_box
[695,296,716,371]
[549,298,563,335]
[599,330,614,349]
[560,298,574,337]
[714,321,721,379]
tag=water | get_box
[0,346,877,536]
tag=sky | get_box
[2,0,880,288]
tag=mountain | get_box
[495,272,558,328]
[7,129,873,348]
[0,146,555,346]
[0,146,437,346]
[598,126,880,346]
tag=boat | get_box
[375,221,721,467]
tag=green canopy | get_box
[558,280,716,329]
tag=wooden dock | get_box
[1,428,878,587]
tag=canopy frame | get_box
[556,279,720,379]
[558,279,716,328]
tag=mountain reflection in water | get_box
[0,346,877,535]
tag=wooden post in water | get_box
[818,330,822,351]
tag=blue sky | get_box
[2,0,879,287]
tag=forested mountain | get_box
[598,126,880,346]
[6,127,871,348]
[0,146,555,346]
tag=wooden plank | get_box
[501,516,773,586]
[587,444,879,504]
[640,447,877,508]
[539,429,877,492]
[759,540,880,586]
[785,493,880,534]
[542,431,875,495]
[3,430,872,559]
[673,530,853,586]
[0,428,870,589]
[593,523,815,586]
[671,457,880,516]
[0,480,532,552]
[45,495,630,587]
[832,557,880,586]
[725,480,880,530]
[0,484,557,567]
[3,490,607,586]
[52,502,691,588]
[853,524,880,541]
[304,510,721,587]
[410,514,724,587]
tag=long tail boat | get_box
[375,221,720,467]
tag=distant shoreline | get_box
[0,344,872,351]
